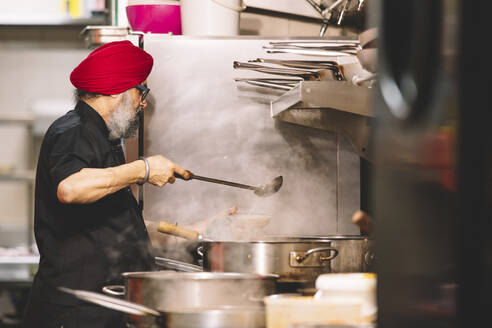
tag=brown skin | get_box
[57,82,190,205]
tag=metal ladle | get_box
[175,172,283,197]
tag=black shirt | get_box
[29,100,154,306]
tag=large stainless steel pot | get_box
[200,236,375,284]
[60,287,265,328]
[102,272,276,328]
[155,223,375,285]
[289,235,375,273]
[103,271,277,310]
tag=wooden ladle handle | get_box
[157,221,202,240]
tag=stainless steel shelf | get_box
[0,113,37,255]
[0,16,107,26]
[0,113,34,125]
[0,170,36,182]
[0,255,39,265]
[271,80,374,159]
[0,255,39,283]
[81,25,136,49]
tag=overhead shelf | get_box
[0,255,39,264]
[80,26,141,49]
[0,255,39,283]
[0,170,36,182]
[0,113,34,125]
[0,15,107,26]
[271,80,374,160]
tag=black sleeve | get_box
[48,126,99,189]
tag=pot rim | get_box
[202,235,372,243]
[121,271,279,280]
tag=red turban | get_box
[70,40,153,95]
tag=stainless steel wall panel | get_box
[142,36,359,236]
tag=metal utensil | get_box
[305,0,347,36]
[234,61,320,80]
[58,286,160,316]
[338,0,353,25]
[264,40,360,56]
[250,58,339,69]
[249,59,345,81]
[176,172,283,197]
[264,48,353,57]
[154,256,203,272]
[267,41,360,51]
[234,61,342,82]
[234,78,301,90]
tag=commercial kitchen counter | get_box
[0,254,39,285]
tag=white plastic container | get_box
[180,0,245,35]
[314,273,377,323]
[264,294,363,328]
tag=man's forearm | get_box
[57,160,146,204]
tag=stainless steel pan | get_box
[266,40,360,54]
[234,78,301,91]
[233,61,321,80]
[263,44,359,57]
[233,61,343,88]
[249,58,344,81]
[154,256,203,272]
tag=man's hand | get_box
[352,210,373,235]
[146,155,190,187]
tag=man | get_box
[23,40,190,327]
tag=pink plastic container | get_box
[126,3,182,34]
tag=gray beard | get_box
[107,92,140,140]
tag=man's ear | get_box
[109,93,124,103]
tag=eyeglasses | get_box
[135,84,150,102]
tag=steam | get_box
[141,38,361,257]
